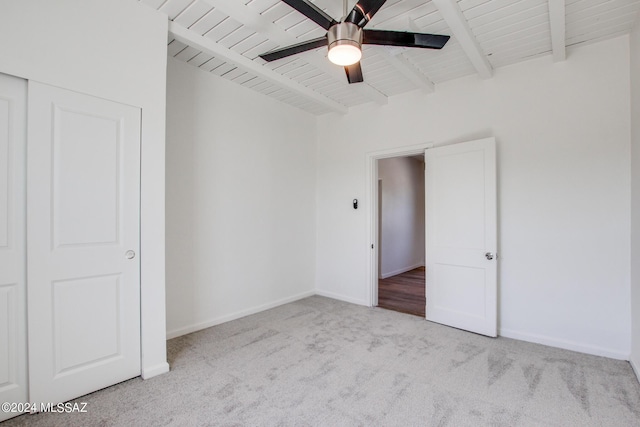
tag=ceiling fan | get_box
[259,0,451,84]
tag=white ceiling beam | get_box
[204,0,387,105]
[548,0,566,62]
[169,21,347,114]
[377,48,434,93]
[431,0,493,79]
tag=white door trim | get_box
[366,143,433,307]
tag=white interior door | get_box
[425,137,497,337]
[27,82,142,405]
[0,74,27,422]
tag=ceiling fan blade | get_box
[345,62,364,84]
[281,0,337,30]
[363,30,450,49]
[345,0,387,27]
[259,37,328,62]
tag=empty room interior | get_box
[2,0,640,425]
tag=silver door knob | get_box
[485,252,494,260]
[125,250,136,259]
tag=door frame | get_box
[366,143,433,307]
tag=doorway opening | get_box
[367,144,431,318]
[377,155,426,316]
[368,139,498,335]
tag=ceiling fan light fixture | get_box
[328,42,362,66]
[327,22,363,66]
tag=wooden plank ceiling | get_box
[141,0,640,115]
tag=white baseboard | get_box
[499,328,629,360]
[166,290,315,339]
[380,263,425,279]
[142,362,170,379]
[630,357,640,384]
[314,289,369,306]
[165,289,637,369]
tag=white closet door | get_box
[27,82,141,405]
[0,74,27,422]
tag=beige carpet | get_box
[4,296,640,426]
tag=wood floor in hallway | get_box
[377,266,425,317]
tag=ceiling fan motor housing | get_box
[327,22,363,52]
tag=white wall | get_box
[630,23,640,376]
[165,58,317,338]
[378,157,425,278]
[0,0,169,377]
[316,37,631,359]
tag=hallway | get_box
[377,266,425,317]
